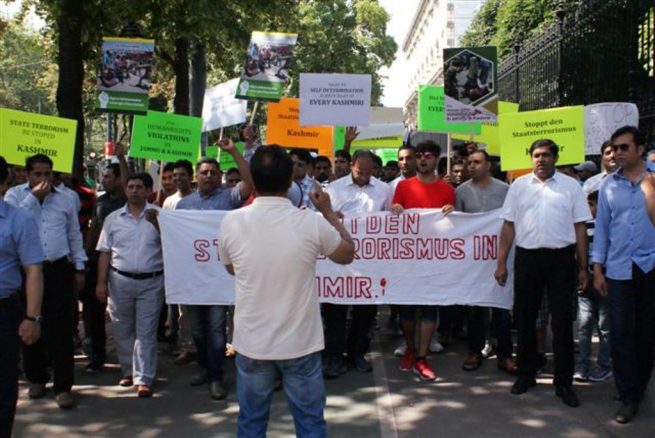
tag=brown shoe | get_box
[118,376,133,387]
[498,357,518,374]
[137,385,153,398]
[462,354,483,371]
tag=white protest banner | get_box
[299,73,371,127]
[158,210,513,308]
[202,78,248,132]
[355,107,404,140]
[584,103,639,155]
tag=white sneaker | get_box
[429,338,444,353]
[393,342,407,357]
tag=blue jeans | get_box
[607,265,655,402]
[236,351,326,438]
[576,289,610,370]
[185,305,226,382]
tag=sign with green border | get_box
[131,111,201,162]
[418,86,482,134]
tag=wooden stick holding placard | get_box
[219,128,224,140]
[249,101,259,125]
[446,133,452,176]
[155,160,165,206]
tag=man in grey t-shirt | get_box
[455,150,516,375]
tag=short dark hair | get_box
[314,155,331,166]
[398,144,416,157]
[453,143,469,158]
[0,156,8,185]
[351,149,375,164]
[335,149,351,162]
[105,163,121,178]
[451,159,466,168]
[587,190,599,203]
[529,139,559,157]
[416,140,441,156]
[163,162,175,173]
[196,157,221,172]
[610,125,646,147]
[289,148,313,165]
[25,154,53,172]
[226,167,240,176]
[127,172,154,189]
[250,145,293,194]
[385,160,399,169]
[173,159,193,177]
[469,149,491,162]
[372,154,383,168]
[600,140,614,155]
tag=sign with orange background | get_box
[266,97,333,157]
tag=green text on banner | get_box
[131,111,202,162]
[499,106,585,171]
[0,108,77,172]
[418,86,481,134]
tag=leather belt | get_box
[110,266,163,280]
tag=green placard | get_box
[375,148,399,165]
[0,108,77,173]
[418,86,482,134]
[333,126,346,151]
[351,136,404,149]
[131,111,201,162]
[218,142,245,171]
[499,106,585,171]
[205,146,219,159]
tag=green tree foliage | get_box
[290,0,397,104]
[0,18,57,114]
[461,0,578,57]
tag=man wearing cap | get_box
[574,161,598,183]
[583,141,617,194]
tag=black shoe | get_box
[555,386,580,408]
[615,401,638,424]
[324,356,347,379]
[511,377,536,395]
[350,354,372,373]
[536,353,547,374]
[85,361,104,374]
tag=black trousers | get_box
[323,304,377,358]
[514,246,576,387]
[22,259,75,394]
[79,260,106,365]
[0,295,22,438]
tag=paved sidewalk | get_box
[12,317,654,437]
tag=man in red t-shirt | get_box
[390,140,455,381]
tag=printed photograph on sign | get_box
[235,31,298,101]
[96,37,155,113]
[443,46,498,123]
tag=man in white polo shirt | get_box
[323,150,391,378]
[219,145,354,437]
[495,139,591,408]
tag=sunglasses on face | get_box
[416,152,436,159]
[611,143,632,152]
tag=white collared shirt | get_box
[389,174,406,196]
[96,203,163,272]
[501,172,592,249]
[582,170,608,194]
[325,174,390,215]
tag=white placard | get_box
[202,78,248,132]
[299,73,371,127]
[158,209,513,308]
[584,103,639,155]
[356,107,404,140]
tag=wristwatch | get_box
[25,315,43,324]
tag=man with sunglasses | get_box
[592,126,655,424]
[289,148,315,209]
[390,140,455,381]
[583,141,617,195]
[495,139,591,408]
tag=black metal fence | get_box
[498,0,655,147]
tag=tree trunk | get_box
[189,40,207,149]
[173,38,190,115]
[55,0,85,178]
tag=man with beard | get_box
[389,144,417,194]
[313,156,332,185]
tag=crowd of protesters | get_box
[1,124,655,437]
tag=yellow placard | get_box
[0,108,78,173]
[265,98,333,157]
[498,106,585,171]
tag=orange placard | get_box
[266,97,333,157]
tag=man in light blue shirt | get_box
[592,126,655,424]
[4,154,86,410]
[0,156,44,437]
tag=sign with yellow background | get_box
[498,106,585,171]
[266,98,333,157]
[0,108,77,173]
[452,101,518,155]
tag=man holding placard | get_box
[495,139,591,408]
